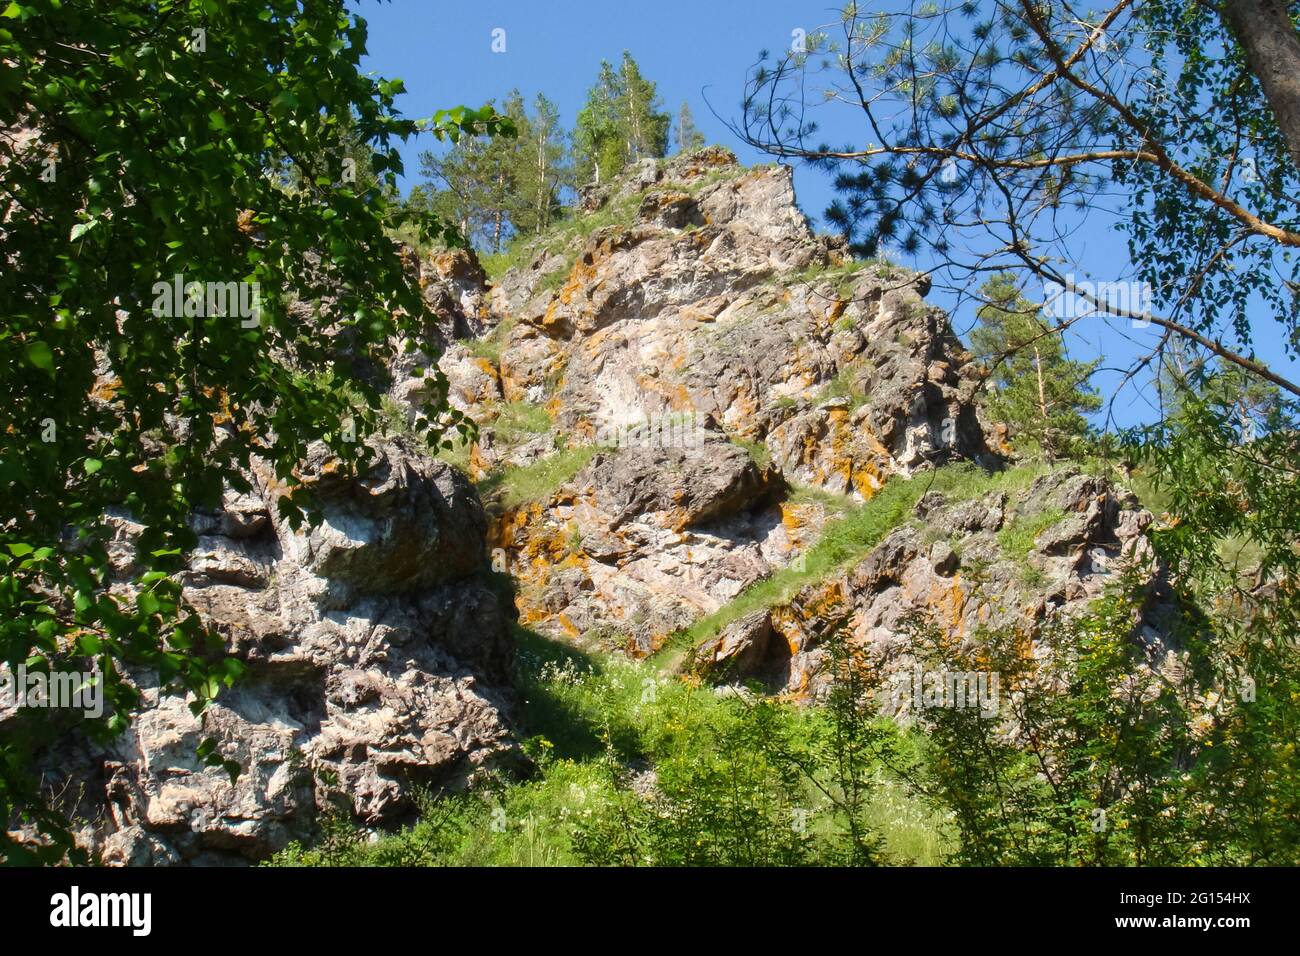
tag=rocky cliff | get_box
[429,147,1163,672]
[14,147,1170,864]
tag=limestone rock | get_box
[576,439,781,531]
[22,438,517,866]
[695,469,1167,694]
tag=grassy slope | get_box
[269,626,951,866]
[654,460,1053,670]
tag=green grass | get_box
[479,244,534,281]
[458,335,501,364]
[268,626,951,867]
[655,461,1053,669]
[783,257,888,298]
[535,264,572,295]
[787,481,859,516]
[659,164,747,196]
[997,507,1067,561]
[815,365,869,407]
[868,775,952,866]
[532,193,645,289]
[732,437,771,469]
[267,629,756,867]
[655,475,924,667]
[461,162,744,285]
[477,445,598,513]
[482,192,647,292]
[489,401,552,447]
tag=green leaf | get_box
[24,340,54,373]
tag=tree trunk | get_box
[1033,344,1051,455]
[1224,0,1300,172]
[536,131,547,234]
[493,170,505,252]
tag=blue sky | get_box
[357,0,1300,429]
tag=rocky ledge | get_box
[13,439,517,865]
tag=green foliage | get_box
[896,597,1176,865]
[893,365,1300,866]
[270,626,946,867]
[412,89,571,252]
[731,437,771,469]
[758,0,1300,370]
[457,335,501,364]
[511,92,571,238]
[996,507,1067,561]
[970,273,1100,459]
[1120,0,1300,348]
[816,366,868,407]
[1126,372,1300,862]
[900,562,1299,866]
[0,0,509,858]
[495,401,552,440]
[573,52,670,185]
[1138,367,1299,592]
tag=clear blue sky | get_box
[357,0,1300,429]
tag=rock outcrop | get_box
[438,147,1002,653]
[693,468,1166,694]
[14,439,517,866]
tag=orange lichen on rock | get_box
[90,377,122,402]
[923,571,968,637]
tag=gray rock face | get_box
[693,469,1164,695]
[442,148,1000,652]
[269,440,489,603]
[578,439,781,531]
[20,439,517,866]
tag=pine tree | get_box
[970,273,1100,459]
[415,115,509,250]
[414,90,571,249]
[675,101,705,152]
[1160,343,1285,443]
[574,60,625,185]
